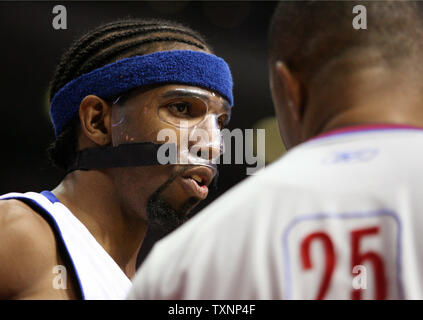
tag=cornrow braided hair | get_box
[47,18,211,171]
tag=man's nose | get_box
[188,116,222,161]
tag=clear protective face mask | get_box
[110,88,231,177]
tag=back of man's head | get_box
[268,1,423,148]
[268,0,423,84]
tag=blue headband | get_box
[49,50,233,136]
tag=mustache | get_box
[153,165,189,196]
[154,165,219,195]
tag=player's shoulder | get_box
[0,198,57,259]
[0,198,59,298]
[0,198,53,232]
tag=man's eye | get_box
[167,102,190,116]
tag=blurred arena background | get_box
[0,0,284,263]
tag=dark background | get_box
[0,1,280,263]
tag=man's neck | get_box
[51,170,147,278]
[304,64,423,139]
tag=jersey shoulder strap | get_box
[0,191,132,299]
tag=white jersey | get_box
[0,191,132,299]
[128,124,423,300]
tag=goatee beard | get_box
[146,166,198,235]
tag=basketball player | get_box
[128,1,423,299]
[0,19,233,299]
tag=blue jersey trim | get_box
[41,190,60,204]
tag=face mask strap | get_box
[66,142,177,173]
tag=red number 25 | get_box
[300,226,387,299]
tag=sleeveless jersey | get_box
[0,191,132,299]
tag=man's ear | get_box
[78,95,112,146]
[270,60,304,122]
